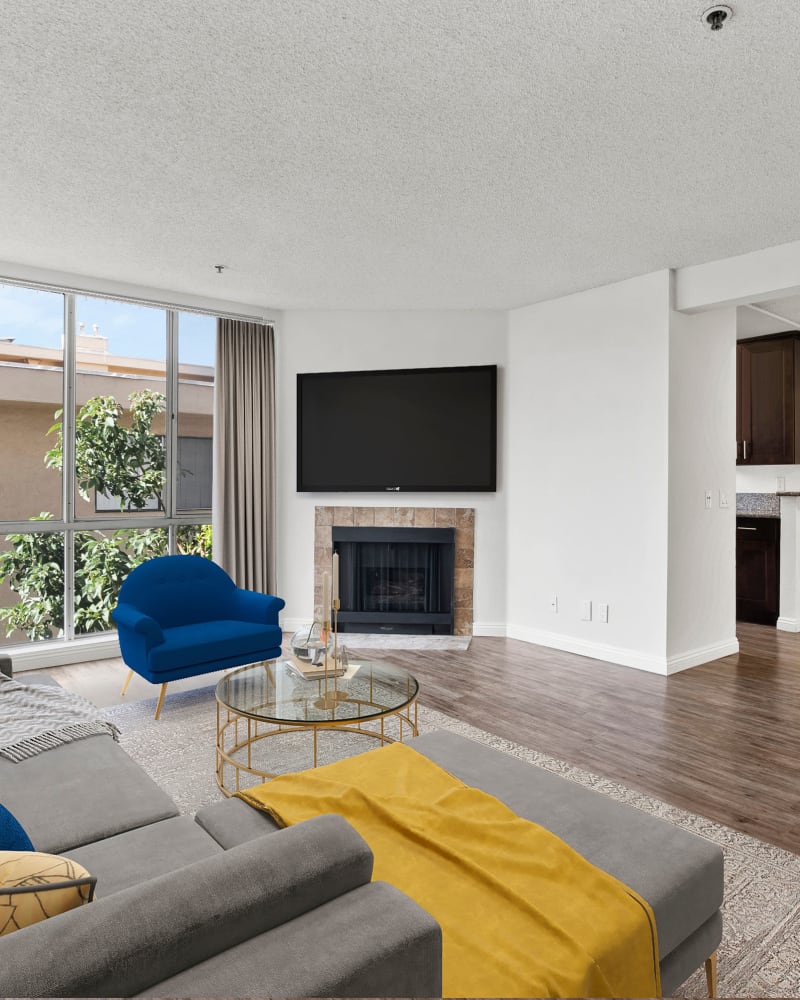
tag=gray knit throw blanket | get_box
[0,674,120,763]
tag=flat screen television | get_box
[297,364,497,492]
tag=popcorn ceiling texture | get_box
[3,2,800,309]
[314,506,475,635]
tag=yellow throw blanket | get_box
[237,743,661,999]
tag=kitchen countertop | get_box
[736,493,780,518]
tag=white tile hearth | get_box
[342,634,471,651]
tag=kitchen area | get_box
[736,296,800,630]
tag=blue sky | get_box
[0,283,215,366]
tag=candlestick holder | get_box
[315,599,347,710]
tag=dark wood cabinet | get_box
[737,334,800,465]
[736,516,780,625]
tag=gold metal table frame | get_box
[215,658,419,796]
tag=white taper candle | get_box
[322,571,331,619]
[332,552,340,602]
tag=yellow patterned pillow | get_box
[0,850,96,936]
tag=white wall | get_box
[667,305,738,667]
[736,465,800,493]
[275,310,508,632]
[506,272,672,671]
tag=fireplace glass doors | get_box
[332,526,455,634]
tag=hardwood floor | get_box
[383,623,800,854]
[27,621,800,854]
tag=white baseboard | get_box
[472,623,507,638]
[777,616,800,633]
[6,635,122,672]
[505,625,740,676]
[665,638,739,674]
[505,624,670,674]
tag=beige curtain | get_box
[213,320,277,594]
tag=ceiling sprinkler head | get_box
[703,4,733,30]
[214,264,226,274]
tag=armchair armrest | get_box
[230,588,285,624]
[111,602,164,649]
[0,814,373,998]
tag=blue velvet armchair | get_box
[112,555,285,719]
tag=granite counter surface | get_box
[736,493,781,518]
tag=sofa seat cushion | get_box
[66,816,223,898]
[148,620,282,673]
[409,730,723,962]
[0,735,179,855]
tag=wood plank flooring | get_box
[26,622,800,854]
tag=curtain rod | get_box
[0,272,271,324]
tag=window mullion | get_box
[165,310,179,528]
[63,295,76,640]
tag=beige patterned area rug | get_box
[104,687,800,999]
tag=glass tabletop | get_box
[216,658,419,725]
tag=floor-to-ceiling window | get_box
[0,282,215,652]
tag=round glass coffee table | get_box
[215,658,419,795]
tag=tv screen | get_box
[297,364,497,492]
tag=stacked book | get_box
[283,656,345,681]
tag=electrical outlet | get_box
[705,490,713,509]
[550,595,558,613]
[581,600,592,621]
[598,602,609,623]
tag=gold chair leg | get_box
[120,668,134,697]
[705,950,718,998]
[154,682,168,720]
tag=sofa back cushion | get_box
[118,555,237,627]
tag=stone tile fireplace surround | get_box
[314,506,475,635]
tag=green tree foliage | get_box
[45,391,167,510]
[0,390,212,640]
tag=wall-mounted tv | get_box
[297,364,497,492]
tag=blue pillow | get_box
[0,803,34,851]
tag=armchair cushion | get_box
[148,621,282,673]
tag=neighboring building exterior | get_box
[0,327,213,644]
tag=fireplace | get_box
[333,526,455,634]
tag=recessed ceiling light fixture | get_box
[702,4,733,31]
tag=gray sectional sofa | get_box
[0,673,723,997]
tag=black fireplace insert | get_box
[332,526,455,634]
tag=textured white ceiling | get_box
[2,1,800,310]
[737,304,796,338]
